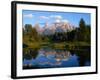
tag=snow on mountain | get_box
[34,20,75,35]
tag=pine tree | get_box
[79,18,86,41]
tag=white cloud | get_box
[62,19,69,23]
[50,15,69,23]
[39,15,63,22]
[55,19,61,23]
[39,16,49,19]
[23,14,34,18]
[50,15,62,20]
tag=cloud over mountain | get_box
[34,19,75,35]
[23,14,34,18]
[39,16,49,19]
[50,15,62,20]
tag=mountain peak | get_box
[34,21,75,35]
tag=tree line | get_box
[23,18,91,45]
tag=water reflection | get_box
[23,47,90,69]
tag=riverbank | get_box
[23,41,90,51]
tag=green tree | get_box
[23,24,42,43]
[85,25,91,42]
[78,18,86,41]
[79,18,86,31]
[67,30,77,41]
[24,24,33,34]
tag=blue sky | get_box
[23,10,91,27]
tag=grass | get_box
[24,41,90,51]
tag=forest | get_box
[23,18,91,54]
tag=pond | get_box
[23,47,91,69]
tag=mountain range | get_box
[34,21,76,35]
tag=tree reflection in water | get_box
[23,47,90,69]
[75,50,90,66]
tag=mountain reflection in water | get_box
[23,47,90,69]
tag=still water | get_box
[23,47,90,69]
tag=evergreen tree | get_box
[79,18,86,41]
[24,24,32,34]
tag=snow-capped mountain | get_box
[34,21,75,35]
